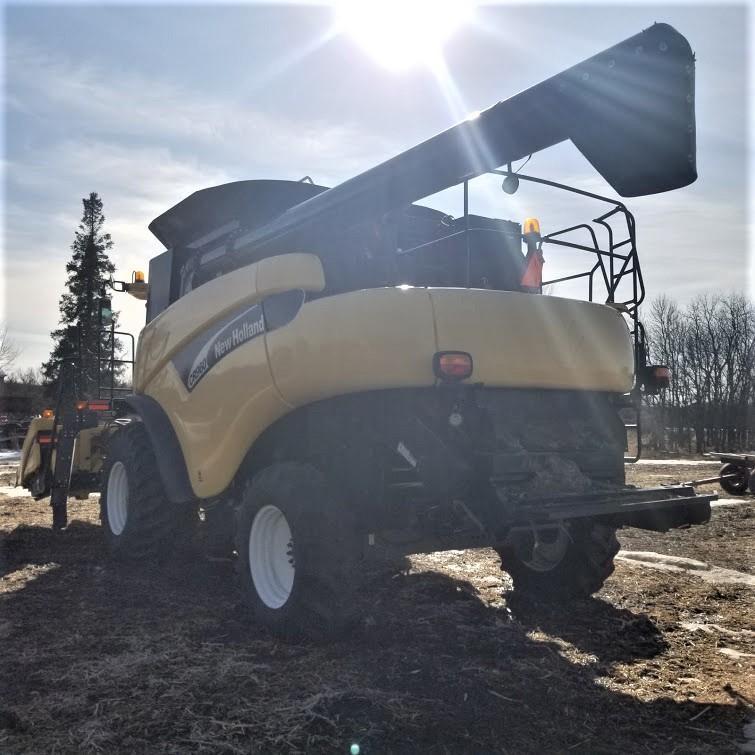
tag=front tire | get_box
[235,462,360,641]
[497,521,619,601]
[100,423,191,559]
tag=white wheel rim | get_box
[106,461,129,536]
[520,526,571,572]
[248,505,295,609]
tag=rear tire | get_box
[100,423,192,559]
[720,463,749,495]
[497,521,619,601]
[235,462,360,641]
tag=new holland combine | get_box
[17,23,716,639]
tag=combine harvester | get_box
[17,23,716,639]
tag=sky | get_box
[2,1,752,372]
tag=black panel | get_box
[146,250,174,322]
[262,290,305,330]
[149,180,327,250]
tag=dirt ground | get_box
[1,460,753,754]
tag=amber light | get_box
[41,408,54,419]
[134,270,145,283]
[433,351,473,382]
[76,400,88,411]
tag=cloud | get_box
[3,141,233,369]
[6,37,393,182]
[4,33,399,369]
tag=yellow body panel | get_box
[429,289,634,392]
[17,416,54,486]
[138,252,633,499]
[74,427,106,475]
[144,339,290,498]
[267,287,438,407]
[135,262,258,391]
[134,253,324,392]
[135,254,326,496]
[17,418,106,492]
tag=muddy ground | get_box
[1,460,753,754]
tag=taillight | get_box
[87,400,110,412]
[433,351,473,382]
[651,366,671,386]
[37,431,53,446]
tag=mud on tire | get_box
[235,462,360,642]
[497,521,620,601]
[100,422,192,560]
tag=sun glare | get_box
[334,0,473,72]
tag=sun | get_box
[334,0,473,72]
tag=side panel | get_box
[266,288,438,408]
[143,339,290,499]
[134,253,324,392]
[136,253,324,498]
[135,262,259,392]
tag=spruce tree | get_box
[42,192,119,398]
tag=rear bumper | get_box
[367,486,714,560]
[500,485,713,532]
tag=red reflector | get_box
[433,351,473,381]
[37,432,53,445]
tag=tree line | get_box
[645,293,755,453]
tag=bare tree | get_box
[645,293,755,453]
[0,323,21,374]
[13,367,42,386]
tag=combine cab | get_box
[21,23,714,640]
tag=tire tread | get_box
[497,521,619,601]
[100,423,191,560]
[234,462,360,641]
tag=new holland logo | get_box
[178,304,266,392]
[212,317,265,361]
